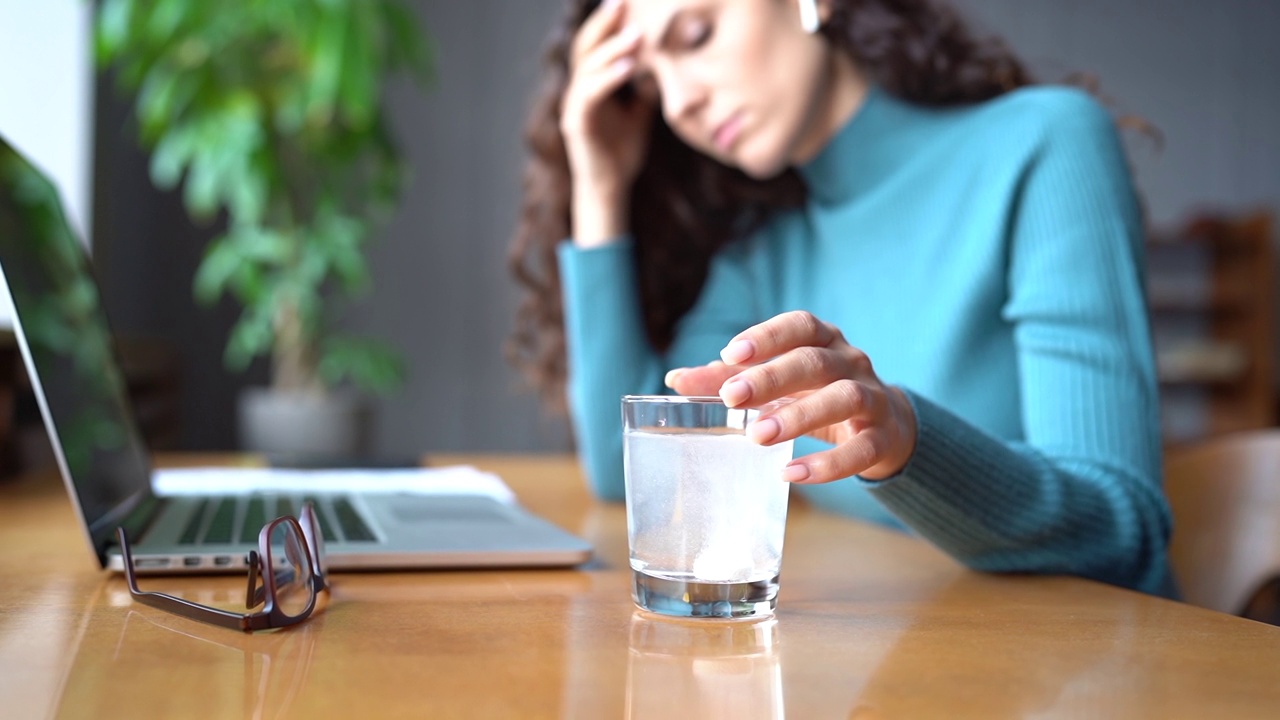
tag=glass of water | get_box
[622,395,794,619]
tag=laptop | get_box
[0,134,592,574]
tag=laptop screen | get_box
[0,135,152,559]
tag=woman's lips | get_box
[712,113,744,154]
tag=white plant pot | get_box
[237,387,369,458]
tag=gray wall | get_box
[343,0,571,455]
[94,0,1280,455]
[953,0,1280,228]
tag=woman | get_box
[510,0,1174,597]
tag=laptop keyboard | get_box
[175,494,375,546]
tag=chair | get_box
[1164,430,1280,623]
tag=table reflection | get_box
[54,585,320,720]
[626,612,784,719]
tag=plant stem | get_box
[273,298,322,394]
[268,122,322,395]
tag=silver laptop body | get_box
[0,135,591,574]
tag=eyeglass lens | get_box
[267,521,314,619]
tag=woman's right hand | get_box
[561,0,656,247]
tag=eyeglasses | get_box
[116,502,330,632]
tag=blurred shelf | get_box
[1149,215,1273,251]
[1157,342,1249,386]
[1148,289,1251,314]
[1148,211,1275,442]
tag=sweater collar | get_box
[798,84,896,206]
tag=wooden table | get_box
[2,454,1278,719]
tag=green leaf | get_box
[193,238,243,305]
[95,0,134,65]
[149,123,197,189]
[146,0,189,46]
[304,6,347,126]
[225,301,276,370]
[380,1,433,82]
[136,65,188,142]
[228,166,269,228]
[230,262,270,308]
[196,225,289,308]
[319,336,405,394]
[336,3,376,128]
[216,96,269,224]
[183,145,222,219]
[367,120,405,210]
[228,225,292,264]
[308,205,367,293]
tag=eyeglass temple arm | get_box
[116,527,254,632]
[247,550,265,609]
[299,503,329,593]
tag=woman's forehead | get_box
[625,0,721,39]
[625,0,730,72]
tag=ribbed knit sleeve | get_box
[557,240,659,501]
[557,239,762,500]
[863,91,1174,596]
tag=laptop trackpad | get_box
[331,494,590,564]
[384,494,515,525]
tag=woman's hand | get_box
[666,311,919,483]
[561,0,657,247]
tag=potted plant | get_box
[95,0,432,458]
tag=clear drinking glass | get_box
[622,395,794,619]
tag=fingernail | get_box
[663,368,684,389]
[719,379,751,407]
[782,462,811,483]
[612,56,635,74]
[747,417,780,444]
[720,339,755,365]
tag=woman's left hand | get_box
[666,311,918,483]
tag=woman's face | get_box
[623,0,848,178]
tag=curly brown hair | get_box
[508,0,1031,410]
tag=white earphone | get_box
[799,0,821,33]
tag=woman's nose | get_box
[658,71,707,124]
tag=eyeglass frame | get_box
[116,502,330,633]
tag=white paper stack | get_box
[150,465,517,504]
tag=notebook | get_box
[0,134,592,574]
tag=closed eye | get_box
[682,19,713,50]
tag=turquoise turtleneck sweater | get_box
[556,85,1174,597]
